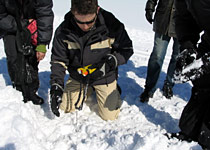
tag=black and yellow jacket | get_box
[50,8,133,87]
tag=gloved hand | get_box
[173,52,210,83]
[175,48,197,72]
[90,54,118,79]
[173,48,197,83]
[201,52,210,74]
[15,27,34,56]
[145,10,154,24]
[178,67,202,83]
[50,84,63,117]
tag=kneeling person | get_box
[50,0,133,120]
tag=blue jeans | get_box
[145,33,180,94]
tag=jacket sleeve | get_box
[175,0,201,49]
[0,1,17,34]
[145,0,158,11]
[50,28,69,87]
[103,10,133,66]
[35,0,54,45]
[112,23,133,66]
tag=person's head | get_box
[71,0,99,32]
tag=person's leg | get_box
[179,87,207,141]
[198,94,210,149]
[94,80,122,121]
[145,33,171,93]
[165,37,180,85]
[26,55,44,105]
[170,88,210,146]
[162,37,180,98]
[3,35,18,87]
[140,33,170,102]
[60,78,93,113]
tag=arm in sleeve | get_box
[0,1,17,34]
[111,23,134,66]
[35,0,54,45]
[175,0,201,49]
[145,0,158,11]
[50,30,69,87]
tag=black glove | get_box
[145,10,154,24]
[175,48,197,72]
[90,54,118,79]
[173,52,210,83]
[50,84,63,117]
[201,52,210,74]
[16,27,34,56]
[173,48,197,83]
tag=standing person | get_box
[50,0,133,120]
[140,0,180,103]
[0,0,54,105]
[169,0,210,149]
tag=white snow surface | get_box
[0,13,203,150]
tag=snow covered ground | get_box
[0,1,203,150]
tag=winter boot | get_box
[168,132,193,142]
[22,89,44,105]
[140,89,153,103]
[23,93,44,105]
[30,92,44,105]
[162,81,173,99]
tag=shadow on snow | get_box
[118,60,192,132]
[0,143,16,150]
[1,57,192,131]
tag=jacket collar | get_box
[61,8,106,36]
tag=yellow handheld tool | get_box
[77,65,96,76]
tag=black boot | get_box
[22,88,44,105]
[12,82,22,92]
[23,93,44,105]
[168,132,193,142]
[28,79,44,105]
[162,81,173,99]
[140,89,153,103]
[30,92,44,105]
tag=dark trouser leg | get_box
[162,38,180,99]
[165,37,180,85]
[3,35,20,89]
[23,54,44,105]
[197,90,210,149]
[145,33,170,93]
[179,87,209,141]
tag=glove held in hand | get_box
[50,83,63,117]
[145,10,154,24]
[175,48,197,71]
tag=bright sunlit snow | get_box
[0,1,202,150]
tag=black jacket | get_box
[175,0,210,88]
[145,0,176,37]
[50,8,133,87]
[0,0,54,45]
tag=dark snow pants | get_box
[3,34,39,99]
[179,87,210,148]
